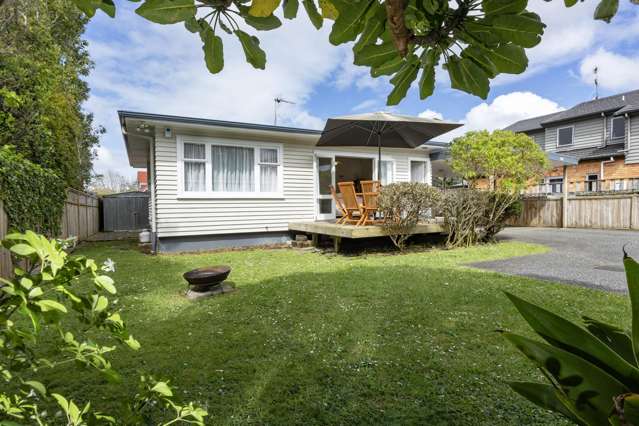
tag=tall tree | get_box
[0,0,103,189]
[450,130,549,191]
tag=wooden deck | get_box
[288,220,445,251]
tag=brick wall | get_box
[545,156,639,181]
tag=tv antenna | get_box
[594,66,599,99]
[274,97,295,126]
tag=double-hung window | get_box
[379,160,394,185]
[183,143,206,192]
[259,148,279,192]
[179,137,282,197]
[557,126,574,147]
[410,160,428,183]
[611,116,626,140]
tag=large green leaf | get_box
[462,20,501,47]
[235,30,267,69]
[354,42,399,67]
[509,382,586,425]
[506,292,639,390]
[445,55,490,99]
[484,43,528,74]
[135,0,196,24]
[302,0,324,29]
[491,12,545,48]
[249,0,282,17]
[371,56,404,77]
[504,332,628,425]
[583,316,635,366]
[283,0,299,19]
[387,55,419,106]
[482,0,526,16]
[461,46,497,78]
[200,25,224,74]
[184,16,203,33]
[624,253,639,364]
[72,0,116,17]
[239,5,283,30]
[353,2,386,52]
[329,0,373,45]
[594,0,619,23]
[418,48,438,100]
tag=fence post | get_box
[562,165,569,228]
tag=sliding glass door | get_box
[315,155,335,220]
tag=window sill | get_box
[177,192,285,200]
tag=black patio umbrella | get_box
[316,112,462,180]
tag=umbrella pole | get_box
[377,131,382,183]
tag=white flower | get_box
[102,258,116,273]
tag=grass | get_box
[44,240,631,425]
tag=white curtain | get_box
[380,160,393,185]
[411,161,426,183]
[259,148,278,192]
[211,145,255,192]
[184,143,205,192]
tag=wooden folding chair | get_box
[329,185,348,224]
[337,181,363,225]
[360,180,382,194]
[357,181,381,226]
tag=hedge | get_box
[0,145,66,236]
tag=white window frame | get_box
[182,142,207,193]
[556,126,574,147]
[379,157,396,184]
[611,116,626,140]
[409,157,430,184]
[177,135,284,199]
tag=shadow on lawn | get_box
[109,264,568,426]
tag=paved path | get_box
[472,227,639,292]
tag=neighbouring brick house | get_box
[137,170,148,191]
[505,89,639,194]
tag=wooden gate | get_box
[102,191,149,231]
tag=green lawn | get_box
[48,240,630,425]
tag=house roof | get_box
[556,143,625,161]
[504,89,639,132]
[504,112,563,133]
[615,104,639,115]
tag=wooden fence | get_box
[0,189,99,278]
[509,194,639,230]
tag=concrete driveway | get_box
[472,227,639,292]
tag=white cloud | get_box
[418,109,443,120]
[492,0,639,86]
[438,92,564,141]
[579,48,639,92]
[85,6,346,178]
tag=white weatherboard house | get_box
[119,111,456,252]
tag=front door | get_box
[315,155,335,220]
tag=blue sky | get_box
[83,0,639,178]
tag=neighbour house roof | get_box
[615,104,639,115]
[504,89,639,132]
[504,112,563,133]
[556,143,625,161]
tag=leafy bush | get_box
[0,231,207,424]
[439,189,488,248]
[439,188,521,247]
[482,192,522,242]
[503,251,639,425]
[378,182,441,250]
[0,146,66,236]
